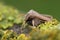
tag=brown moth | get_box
[25,10,53,26]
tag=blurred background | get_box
[1,0,60,21]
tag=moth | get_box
[25,10,53,27]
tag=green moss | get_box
[0,2,24,29]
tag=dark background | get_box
[1,0,60,21]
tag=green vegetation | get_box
[0,19,60,40]
[0,2,60,40]
[0,2,24,29]
[30,19,60,40]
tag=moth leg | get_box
[32,19,35,27]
